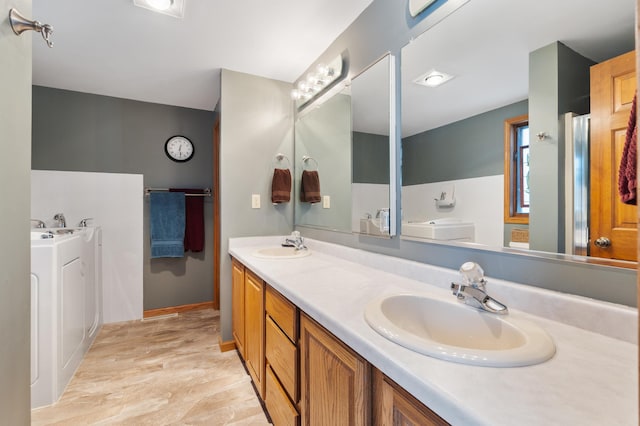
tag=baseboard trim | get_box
[143,301,215,318]
[218,336,237,352]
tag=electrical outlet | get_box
[251,194,260,209]
[323,195,330,209]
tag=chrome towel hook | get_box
[9,8,54,48]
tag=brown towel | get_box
[618,93,637,205]
[301,170,321,204]
[170,188,205,252]
[271,168,292,204]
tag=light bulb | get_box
[424,73,445,87]
[291,90,301,100]
[316,63,329,77]
[147,0,173,10]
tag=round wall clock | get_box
[164,135,194,162]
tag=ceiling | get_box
[31,0,374,111]
[30,0,638,132]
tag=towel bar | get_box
[144,187,212,197]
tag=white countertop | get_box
[229,236,638,426]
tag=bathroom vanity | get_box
[229,236,637,425]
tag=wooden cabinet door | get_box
[300,313,370,426]
[231,259,245,358]
[373,369,449,426]
[590,50,637,261]
[245,270,265,398]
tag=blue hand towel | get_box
[150,192,185,258]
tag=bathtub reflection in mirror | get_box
[400,0,636,264]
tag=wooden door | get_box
[245,270,265,398]
[300,313,370,426]
[590,50,637,261]
[231,259,245,358]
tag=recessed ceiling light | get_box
[148,0,172,11]
[413,69,454,88]
[133,0,185,18]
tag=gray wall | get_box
[219,69,294,342]
[32,86,216,310]
[0,0,32,422]
[293,0,636,308]
[353,131,390,184]
[528,42,594,253]
[402,100,528,185]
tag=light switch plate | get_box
[252,194,260,209]
[323,195,330,209]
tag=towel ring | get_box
[274,153,291,169]
[302,155,319,171]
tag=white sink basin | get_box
[252,246,312,259]
[365,294,555,367]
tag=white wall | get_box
[31,170,144,323]
[351,183,390,232]
[402,175,504,247]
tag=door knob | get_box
[594,237,612,248]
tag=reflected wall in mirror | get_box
[294,54,396,236]
[351,54,393,237]
[400,0,636,263]
[295,89,352,231]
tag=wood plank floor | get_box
[31,309,270,425]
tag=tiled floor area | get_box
[31,309,270,425]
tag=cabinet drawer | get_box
[266,316,298,401]
[266,364,299,426]
[266,285,297,341]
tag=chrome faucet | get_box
[284,231,307,251]
[450,262,508,315]
[78,218,93,227]
[31,219,46,228]
[53,213,66,228]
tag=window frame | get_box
[504,114,530,224]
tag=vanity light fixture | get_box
[413,69,455,88]
[133,0,185,18]
[291,55,344,106]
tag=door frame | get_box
[213,116,221,310]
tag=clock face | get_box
[165,136,194,162]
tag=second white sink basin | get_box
[365,293,555,367]
[252,246,312,259]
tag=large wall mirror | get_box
[401,0,636,265]
[295,54,397,236]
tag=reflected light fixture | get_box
[148,0,172,10]
[134,0,184,18]
[291,55,343,105]
[413,69,454,88]
[409,0,438,17]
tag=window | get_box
[504,114,529,223]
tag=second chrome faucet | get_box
[450,262,508,315]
